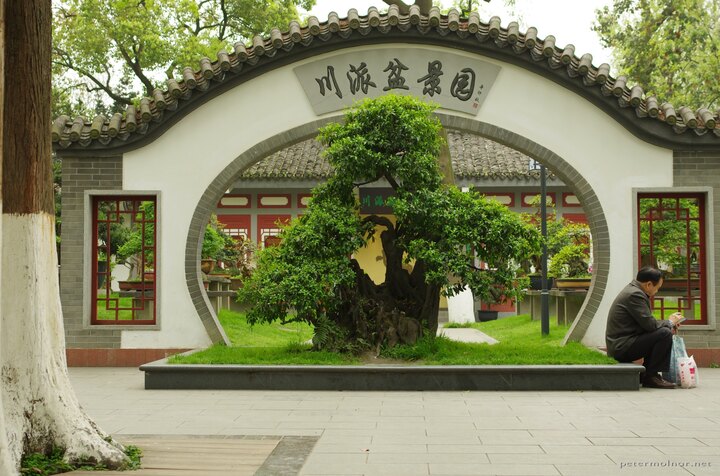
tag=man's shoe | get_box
[642,374,676,389]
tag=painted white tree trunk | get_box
[1,213,127,472]
[0,0,12,471]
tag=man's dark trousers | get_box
[613,327,673,375]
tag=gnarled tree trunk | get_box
[330,215,440,351]
[1,1,126,472]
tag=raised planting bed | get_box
[140,358,643,391]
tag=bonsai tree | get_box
[519,198,566,278]
[238,95,541,353]
[116,201,155,280]
[201,214,227,261]
[548,221,592,279]
[229,238,257,278]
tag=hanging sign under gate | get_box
[294,48,500,115]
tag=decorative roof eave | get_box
[52,8,720,158]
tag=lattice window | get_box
[637,193,706,325]
[92,196,157,325]
[257,215,291,248]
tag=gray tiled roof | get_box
[51,7,720,153]
[240,130,542,181]
[241,137,332,179]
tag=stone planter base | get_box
[140,359,643,391]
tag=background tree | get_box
[594,0,720,110]
[52,0,315,116]
[2,0,128,472]
[239,95,540,353]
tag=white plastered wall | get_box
[120,44,672,349]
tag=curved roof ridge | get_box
[51,7,720,153]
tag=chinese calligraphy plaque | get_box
[294,48,500,115]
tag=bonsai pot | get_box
[200,259,215,274]
[118,281,150,291]
[476,310,498,322]
[529,275,554,290]
[555,277,591,289]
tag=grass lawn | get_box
[170,309,359,365]
[96,292,134,320]
[171,310,615,365]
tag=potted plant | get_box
[549,221,592,288]
[519,198,566,289]
[210,265,230,278]
[115,202,155,281]
[201,214,226,274]
[227,238,256,290]
[118,279,150,291]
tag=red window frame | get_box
[91,195,157,325]
[637,193,707,325]
[257,214,291,248]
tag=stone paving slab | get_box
[69,368,720,475]
[437,327,499,344]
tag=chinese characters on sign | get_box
[295,48,500,115]
[359,188,395,214]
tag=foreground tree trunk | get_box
[0,1,14,473]
[1,1,126,472]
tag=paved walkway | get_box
[68,367,720,475]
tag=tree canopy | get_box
[52,0,315,116]
[238,95,541,353]
[594,0,720,110]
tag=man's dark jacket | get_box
[605,280,673,358]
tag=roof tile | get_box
[239,130,544,182]
[52,8,720,151]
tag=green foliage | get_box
[318,95,444,194]
[237,197,368,327]
[394,185,541,303]
[20,444,141,475]
[548,222,592,278]
[52,0,316,115]
[240,95,541,344]
[116,201,155,266]
[520,198,591,279]
[201,214,228,260]
[21,447,77,476]
[123,445,143,470]
[594,0,720,109]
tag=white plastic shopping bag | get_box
[664,335,688,385]
[678,356,698,388]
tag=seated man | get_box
[606,266,683,389]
